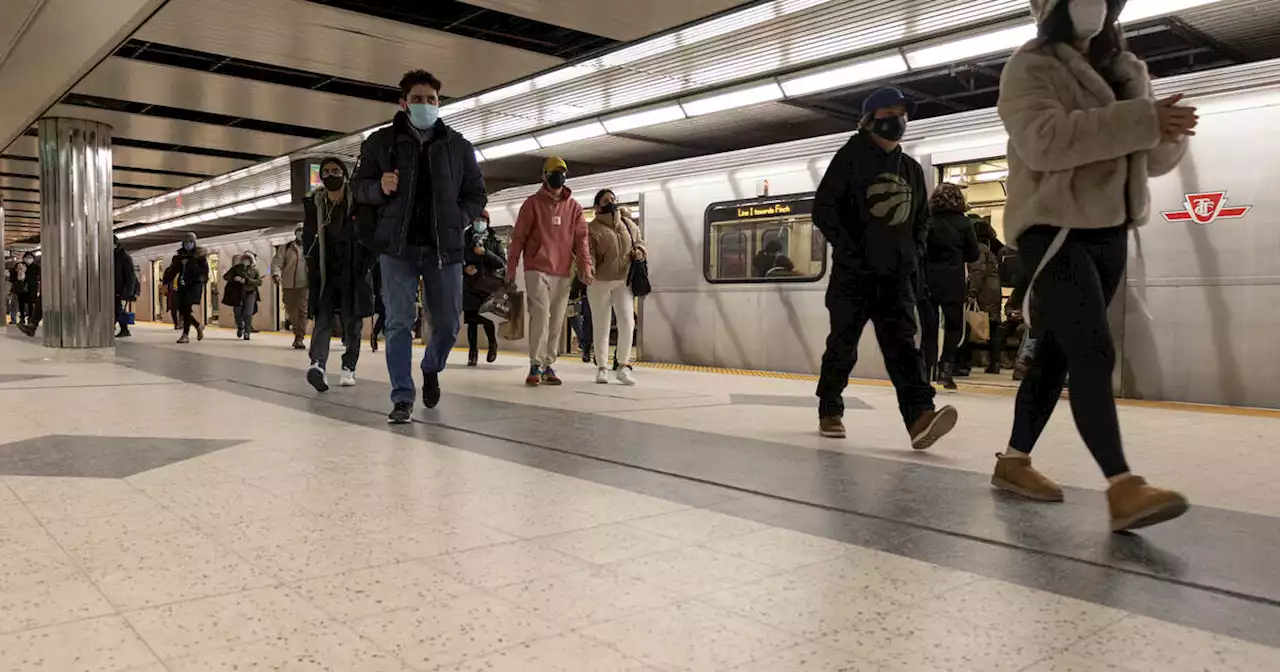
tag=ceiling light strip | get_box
[115,191,291,240]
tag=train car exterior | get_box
[125,57,1280,409]
[484,58,1280,409]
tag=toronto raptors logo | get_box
[1161,191,1251,224]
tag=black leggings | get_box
[1009,225,1129,478]
[178,302,200,336]
[467,319,496,355]
[919,298,963,378]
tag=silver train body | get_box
[130,58,1280,409]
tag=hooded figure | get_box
[223,250,263,340]
[114,236,140,338]
[161,232,209,343]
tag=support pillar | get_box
[38,118,115,349]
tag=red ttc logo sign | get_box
[1161,191,1251,224]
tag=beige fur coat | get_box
[998,41,1188,246]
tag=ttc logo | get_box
[1161,191,1251,224]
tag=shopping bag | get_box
[965,300,990,344]
[497,290,526,341]
[479,288,514,325]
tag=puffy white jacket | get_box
[998,41,1188,246]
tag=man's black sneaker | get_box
[422,372,441,409]
[388,401,413,424]
[306,364,329,392]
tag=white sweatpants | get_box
[525,270,573,368]
[587,279,635,369]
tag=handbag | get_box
[965,299,990,344]
[479,288,515,325]
[123,302,136,325]
[473,271,506,297]
[624,221,651,297]
[497,289,526,341]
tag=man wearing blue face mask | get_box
[351,69,488,424]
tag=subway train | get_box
[129,57,1280,410]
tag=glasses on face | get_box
[321,169,344,178]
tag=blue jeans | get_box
[380,255,463,404]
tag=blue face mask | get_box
[473,220,487,233]
[406,103,439,130]
[182,242,194,251]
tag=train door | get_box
[151,260,166,322]
[203,253,220,325]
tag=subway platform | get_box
[1,323,1278,672]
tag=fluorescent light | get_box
[214,208,236,219]
[971,170,1008,183]
[533,64,598,90]
[196,212,217,222]
[440,100,475,117]
[1121,0,1221,22]
[781,53,909,97]
[271,194,291,206]
[231,203,255,215]
[478,137,541,161]
[681,82,784,117]
[474,151,485,164]
[601,104,686,133]
[478,81,533,106]
[535,121,606,148]
[905,23,1037,69]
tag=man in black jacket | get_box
[812,87,958,449]
[351,70,487,424]
[113,236,139,338]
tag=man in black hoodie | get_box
[812,87,958,449]
[351,70,487,424]
[113,236,139,338]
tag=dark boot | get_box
[467,350,479,367]
[938,362,958,391]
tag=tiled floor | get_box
[1,324,1278,671]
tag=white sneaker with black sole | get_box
[307,364,329,392]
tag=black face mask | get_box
[869,114,907,142]
[322,176,345,192]
[598,203,617,215]
[546,171,567,190]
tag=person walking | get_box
[351,69,487,423]
[463,210,506,367]
[15,254,40,336]
[272,225,309,349]
[304,156,376,391]
[920,183,979,389]
[966,220,1005,374]
[812,86,959,449]
[161,233,209,344]
[586,189,643,385]
[506,156,594,386]
[223,251,262,340]
[992,0,1196,531]
[113,236,139,338]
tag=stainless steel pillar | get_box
[38,118,115,349]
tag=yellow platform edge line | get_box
[131,321,1280,419]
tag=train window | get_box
[704,194,824,283]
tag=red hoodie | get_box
[507,185,592,279]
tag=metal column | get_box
[38,118,115,349]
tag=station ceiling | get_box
[1,0,748,247]
[3,0,1279,250]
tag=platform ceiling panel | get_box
[1,157,203,189]
[43,105,316,157]
[73,58,395,133]
[4,136,253,176]
[1180,0,1280,61]
[135,0,564,97]
[466,0,750,42]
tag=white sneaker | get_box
[595,368,610,384]
[339,369,356,387]
[617,367,636,386]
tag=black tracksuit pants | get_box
[1009,224,1129,478]
[920,298,965,377]
[817,268,936,427]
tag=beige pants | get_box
[524,270,573,368]
[282,287,308,338]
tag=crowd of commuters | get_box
[49,0,1191,532]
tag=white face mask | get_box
[1069,0,1107,41]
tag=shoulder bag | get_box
[624,220,651,297]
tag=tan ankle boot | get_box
[1107,475,1189,532]
[991,454,1064,502]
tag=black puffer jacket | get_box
[161,247,209,307]
[114,246,139,301]
[351,111,487,265]
[302,189,376,319]
[462,229,506,313]
[925,211,979,304]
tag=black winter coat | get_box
[462,229,506,313]
[302,189,376,319]
[924,211,979,304]
[114,247,139,301]
[350,111,487,265]
[161,248,208,307]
